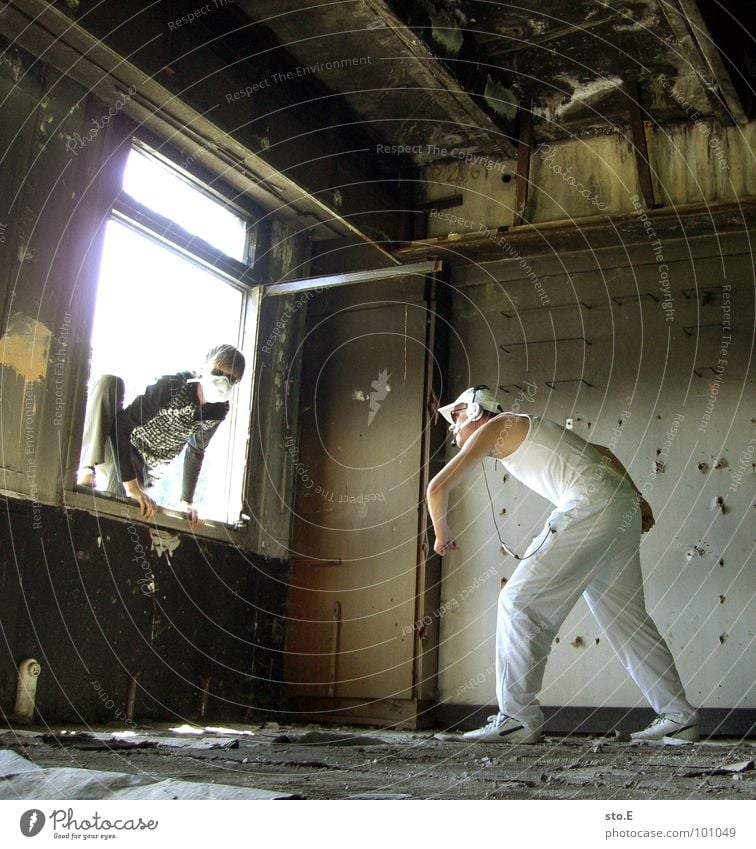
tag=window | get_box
[85,143,258,525]
[121,146,247,261]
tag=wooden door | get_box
[284,277,445,727]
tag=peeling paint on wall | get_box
[430,10,463,55]
[0,312,52,382]
[535,75,624,123]
[149,528,181,561]
[613,2,659,33]
[483,76,518,123]
[0,50,25,83]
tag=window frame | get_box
[66,139,263,537]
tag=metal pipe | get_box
[199,676,212,722]
[14,658,41,724]
[125,672,141,722]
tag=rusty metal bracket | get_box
[500,337,591,354]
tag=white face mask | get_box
[200,373,232,403]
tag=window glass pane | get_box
[89,219,246,522]
[122,146,247,261]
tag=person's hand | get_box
[640,498,655,534]
[122,479,157,520]
[180,500,205,531]
[434,537,459,556]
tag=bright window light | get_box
[89,219,251,523]
[90,220,243,399]
[122,146,247,261]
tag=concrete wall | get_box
[0,498,285,723]
[649,121,756,206]
[437,232,755,713]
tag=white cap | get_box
[438,385,503,424]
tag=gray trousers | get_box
[79,375,144,495]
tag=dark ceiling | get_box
[234,0,752,162]
[11,1,750,172]
[1,0,751,253]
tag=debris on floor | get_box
[678,759,754,778]
[0,750,295,800]
[0,723,753,800]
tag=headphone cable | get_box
[481,460,555,560]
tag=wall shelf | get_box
[545,379,592,389]
[501,300,592,318]
[682,284,725,301]
[683,323,730,336]
[499,336,591,353]
[612,292,659,306]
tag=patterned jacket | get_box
[115,372,228,502]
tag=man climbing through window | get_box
[77,344,245,529]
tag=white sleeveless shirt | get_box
[499,415,634,511]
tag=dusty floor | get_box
[1,723,754,800]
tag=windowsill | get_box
[63,487,246,545]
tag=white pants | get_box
[496,497,696,728]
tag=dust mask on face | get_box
[200,373,231,403]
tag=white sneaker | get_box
[462,713,544,744]
[630,713,700,742]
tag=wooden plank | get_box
[513,104,533,227]
[623,81,657,209]
[393,200,756,265]
[265,260,440,296]
[415,195,465,212]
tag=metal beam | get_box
[264,260,441,296]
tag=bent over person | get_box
[77,344,245,529]
[427,385,698,744]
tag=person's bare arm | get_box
[427,415,527,555]
[592,444,655,533]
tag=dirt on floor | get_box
[1,723,754,800]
